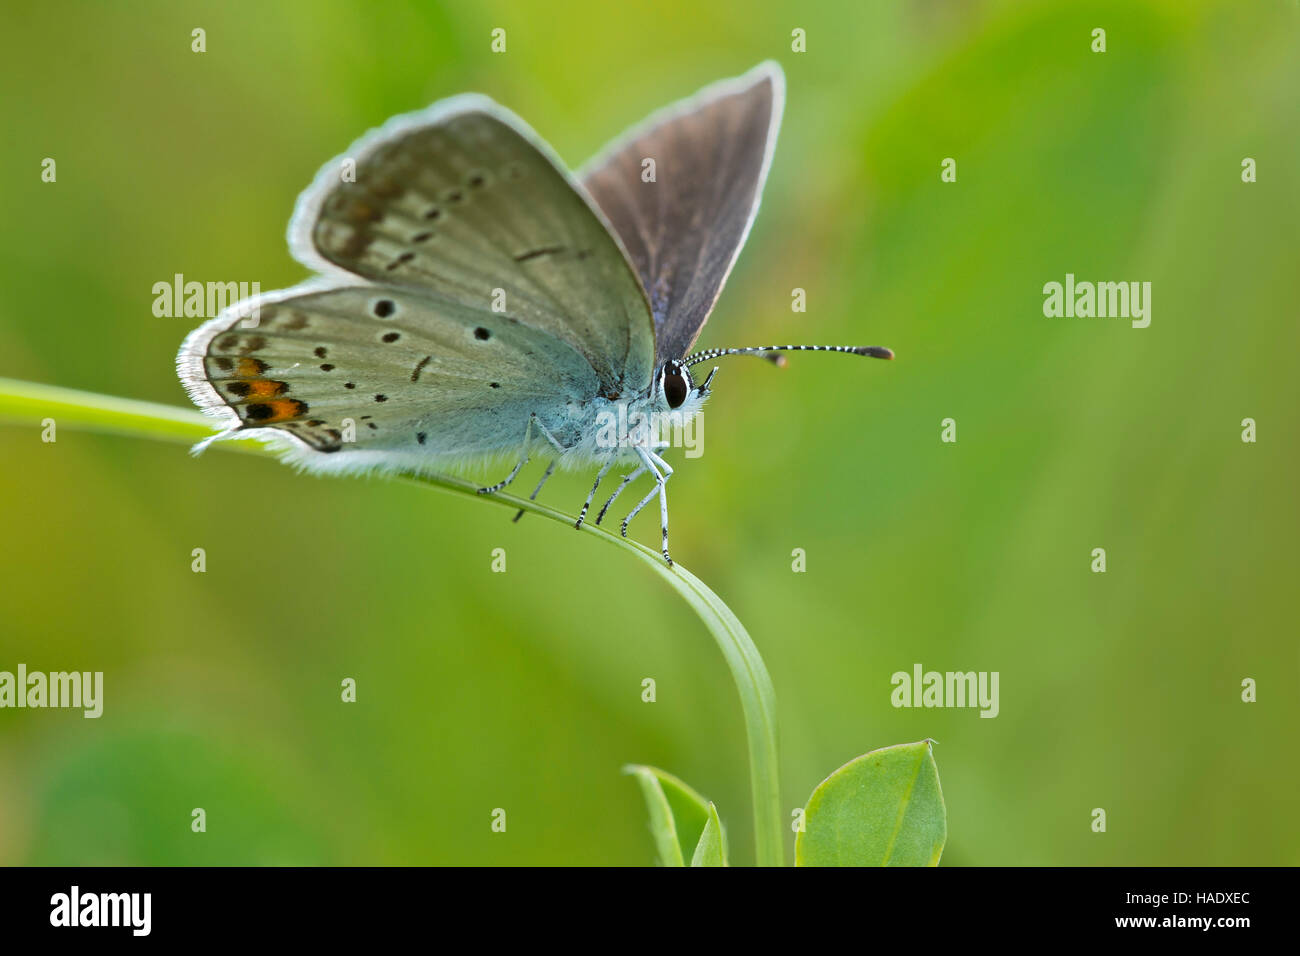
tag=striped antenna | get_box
[682,344,894,368]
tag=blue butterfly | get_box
[178,62,892,565]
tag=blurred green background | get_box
[1,0,1297,866]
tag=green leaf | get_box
[0,377,785,866]
[796,739,946,867]
[690,802,727,867]
[624,765,711,867]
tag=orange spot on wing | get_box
[260,399,307,423]
[246,379,287,399]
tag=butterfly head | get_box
[654,359,716,418]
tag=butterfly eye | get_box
[662,363,688,409]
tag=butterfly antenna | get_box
[682,344,894,368]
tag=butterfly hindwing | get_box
[288,96,656,396]
[178,282,600,471]
[579,63,784,365]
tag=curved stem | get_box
[0,377,785,866]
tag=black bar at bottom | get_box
[0,866,1271,941]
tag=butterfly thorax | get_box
[551,384,707,468]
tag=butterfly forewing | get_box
[580,63,784,365]
[289,97,655,395]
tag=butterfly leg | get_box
[594,466,646,526]
[622,446,675,566]
[512,459,557,523]
[574,456,616,530]
[620,449,673,532]
[594,440,667,526]
[476,418,534,495]
[533,416,568,455]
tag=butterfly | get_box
[177,61,892,566]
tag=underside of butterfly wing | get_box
[287,96,656,398]
[177,281,601,475]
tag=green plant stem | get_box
[0,377,785,867]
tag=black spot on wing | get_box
[514,246,565,263]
